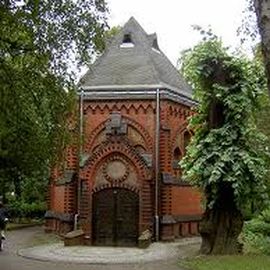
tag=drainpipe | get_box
[79,89,84,158]
[75,89,84,230]
[74,213,79,231]
[155,88,160,241]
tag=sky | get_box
[106,0,251,66]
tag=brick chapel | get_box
[45,17,202,246]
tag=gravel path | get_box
[0,226,200,270]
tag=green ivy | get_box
[180,39,269,210]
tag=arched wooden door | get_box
[93,188,139,246]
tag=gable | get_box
[80,17,192,100]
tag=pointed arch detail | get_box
[84,115,153,153]
[80,137,152,182]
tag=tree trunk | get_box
[254,0,270,95]
[199,184,244,254]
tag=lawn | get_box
[180,255,270,270]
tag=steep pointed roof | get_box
[80,17,193,100]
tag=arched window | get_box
[173,147,182,178]
[184,131,191,154]
[123,34,132,43]
[173,147,181,161]
[172,147,182,169]
[120,33,134,48]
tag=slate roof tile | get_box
[80,17,192,99]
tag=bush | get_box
[8,200,47,221]
[243,208,270,254]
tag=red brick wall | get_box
[52,185,65,212]
[48,96,203,241]
[83,100,156,153]
[171,186,202,216]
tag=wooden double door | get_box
[93,188,139,246]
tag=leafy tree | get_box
[250,45,270,212]
[180,39,269,254]
[253,0,270,94]
[0,1,108,201]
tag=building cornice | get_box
[79,85,197,107]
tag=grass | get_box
[180,255,270,270]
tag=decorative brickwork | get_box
[84,105,154,154]
[46,17,203,245]
[47,98,203,242]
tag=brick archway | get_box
[79,138,153,240]
[80,138,152,182]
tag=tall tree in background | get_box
[0,1,108,201]
[253,0,270,94]
[180,39,268,254]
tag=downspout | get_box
[155,88,160,241]
[79,89,84,157]
[75,89,84,230]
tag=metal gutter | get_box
[81,84,164,91]
[81,82,193,100]
[80,89,196,107]
[76,89,84,230]
[79,89,84,157]
[155,88,160,241]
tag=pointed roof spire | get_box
[80,17,193,101]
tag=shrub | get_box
[8,200,47,221]
[243,207,270,254]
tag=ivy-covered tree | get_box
[0,1,108,201]
[251,45,270,204]
[253,0,270,94]
[180,39,269,254]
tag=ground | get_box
[0,226,199,270]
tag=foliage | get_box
[8,200,47,219]
[253,0,270,94]
[98,25,122,53]
[20,174,49,203]
[243,207,270,254]
[180,254,270,270]
[0,1,108,200]
[0,0,108,79]
[237,0,259,48]
[0,53,76,198]
[180,38,269,211]
[255,91,270,200]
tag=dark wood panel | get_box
[93,189,114,245]
[93,188,139,246]
[116,189,139,246]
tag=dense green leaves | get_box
[180,39,269,211]
[253,0,270,94]
[0,0,108,79]
[0,1,108,201]
[244,207,270,254]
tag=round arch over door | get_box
[93,188,139,246]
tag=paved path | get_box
[0,226,200,270]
